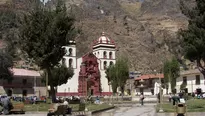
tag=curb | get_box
[92,106,115,114]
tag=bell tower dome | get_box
[92,32,116,70]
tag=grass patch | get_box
[156,99,205,112]
[11,102,112,112]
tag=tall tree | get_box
[116,57,129,96]
[18,0,77,102]
[163,57,180,93]
[106,65,118,94]
[179,0,205,79]
[105,57,129,95]
[42,64,74,88]
[0,52,13,81]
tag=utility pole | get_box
[159,73,164,112]
[46,72,48,98]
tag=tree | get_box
[163,57,180,93]
[42,64,74,88]
[106,65,118,94]
[105,57,129,95]
[18,0,77,102]
[116,57,129,96]
[179,0,205,78]
[0,52,13,81]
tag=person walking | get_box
[140,93,145,106]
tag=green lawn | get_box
[156,99,205,112]
[11,102,112,112]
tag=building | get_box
[0,68,46,97]
[57,32,116,96]
[134,74,167,95]
[176,69,205,94]
[123,71,142,96]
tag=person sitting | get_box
[95,96,100,104]
[47,103,60,116]
[1,97,13,115]
[63,99,69,106]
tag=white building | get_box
[57,32,116,96]
[176,69,205,94]
[134,74,168,96]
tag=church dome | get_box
[97,32,110,44]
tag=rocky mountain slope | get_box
[51,0,189,73]
[1,0,192,73]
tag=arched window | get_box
[68,48,73,56]
[109,52,113,59]
[104,61,107,69]
[110,61,113,66]
[62,58,66,66]
[69,59,73,68]
[103,51,107,59]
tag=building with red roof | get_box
[0,68,46,97]
[134,74,168,95]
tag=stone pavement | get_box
[0,104,157,116]
[93,103,156,116]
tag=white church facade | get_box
[57,32,116,96]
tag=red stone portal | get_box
[78,53,101,96]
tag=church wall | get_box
[100,70,110,93]
[57,58,82,93]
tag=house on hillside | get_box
[176,69,205,95]
[0,68,46,97]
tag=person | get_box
[63,99,69,106]
[47,103,61,116]
[192,92,195,99]
[140,93,145,106]
[157,93,160,103]
[172,94,179,106]
[95,96,100,104]
[1,97,13,115]
[169,93,172,103]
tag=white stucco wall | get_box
[57,58,82,93]
[100,70,109,92]
[176,70,205,93]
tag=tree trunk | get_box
[46,67,56,103]
[50,85,56,103]
[120,86,124,98]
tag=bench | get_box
[48,105,68,116]
[10,103,25,114]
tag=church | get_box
[57,32,116,97]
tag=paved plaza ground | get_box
[1,103,205,116]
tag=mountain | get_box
[50,0,189,73]
[0,0,193,73]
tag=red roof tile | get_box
[135,74,164,80]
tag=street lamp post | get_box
[158,71,164,112]
[154,70,163,112]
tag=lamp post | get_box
[154,69,163,112]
